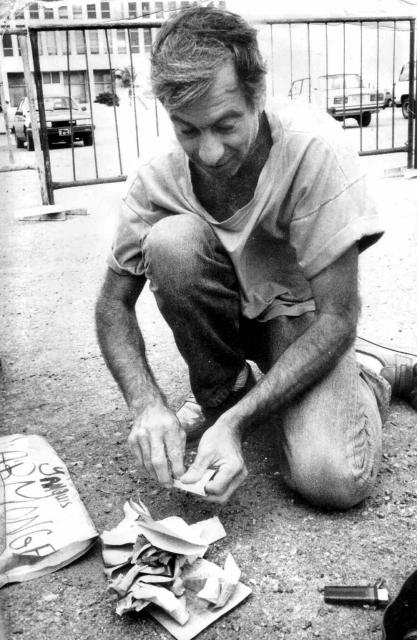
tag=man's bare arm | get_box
[95,269,158,410]
[181,245,359,502]
[95,268,185,485]
[230,243,359,429]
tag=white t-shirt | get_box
[108,102,384,321]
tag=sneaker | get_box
[356,337,417,409]
[176,368,257,441]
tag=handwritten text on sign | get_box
[0,434,94,558]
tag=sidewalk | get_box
[0,146,416,640]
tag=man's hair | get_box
[151,6,267,111]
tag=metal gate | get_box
[260,16,417,169]
[4,14,417,203]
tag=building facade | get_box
[1,0,226,108]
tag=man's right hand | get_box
[128,402,186,487]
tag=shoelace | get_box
[358,335,417,359]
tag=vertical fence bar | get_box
[307,23,311,103]
[376,22,380,149]
[28,28,54,204]
[82,28,99,177]
[392,21,396,148]
[127,27,140,158]
[104,27,123,174]
[342,22,346,128]
[148,28,160,137]
[407,19,415,168]
[18,32,51,204]
[325,23,329,114]
[359,21,363,151]
[270,23,275,96]
[65,29,76,181]
[413,22,417,168]
[289,23,293,96]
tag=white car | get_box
[289,73,383,127]
[394,62,416,118]
[13,95,94,150]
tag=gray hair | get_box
[151,6,267,111]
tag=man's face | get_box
[168,60,261,179]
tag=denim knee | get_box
[284,448,376,510]
[143,214,216,284]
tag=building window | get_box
[144,28,152,52]
[116,29,127,54]
[141,2,150,17]
[101,2,110,18]
[180,1,190,8]
[63,71,87,103]
[94,70,112,96]
[155,2,163,17]
[87,4,97,18]
[44,6,54,18]
[130,29,140,53]
[45,31,58,55]
[29,3,39,19]
[128,2,137,17]
[2,33,13,56]
[75,30,86,54]
[72,5,82,19]
[8,73,26,108]
[58,6,68,19]
[89,29,99,54]
[14,9,25,19]
[37,33,43,56]
[167,1,176,14]
[42,71,60,84]
[61,31,71,54]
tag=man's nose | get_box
[198,133,224,166]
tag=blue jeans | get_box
[143,213,391,509]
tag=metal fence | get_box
[259,16,417,168]
[4,15,417,203]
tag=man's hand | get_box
[128,402,186,487]
[179,422,247,504]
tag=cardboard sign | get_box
[0,434,98,587]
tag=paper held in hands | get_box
[0,434,98,588]
[172,469,217,497]
[101,499,251,640]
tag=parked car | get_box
[13,95,94,150]
[382,89,394,108]
[288,73,383,126]
[394,62,416,118]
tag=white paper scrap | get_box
[172,469,216,496]
[149,558,252,640]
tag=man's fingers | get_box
[149,435,173,486]
[128,431,149,472]
[167,444,185,479]
[180,452,211,484]
[204,466,248,504]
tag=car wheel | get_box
[357,112,372,127]
[401,97,415,119]
[83,132,93,146]
[15,133,25,148]
[26,131,34,151]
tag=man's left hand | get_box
[179,423,248,504]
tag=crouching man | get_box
[95,6,417,508]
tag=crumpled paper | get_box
[101,500,251,640]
